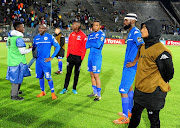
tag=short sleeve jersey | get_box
[124,27,144,69]
[33,33,58,59]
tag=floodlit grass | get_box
[0,43,179,128]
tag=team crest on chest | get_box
[77,36,81,40]
[44,37,48,40]
[95,33,99,38]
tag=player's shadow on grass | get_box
[6,111,39,126]
[38,120,65,128]
[37,96,60,105]
[26,83,40,90]
[0,106,17,119]
[0,106,39,127]
[57,98,126,125]
[100,69,114,96]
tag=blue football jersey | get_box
[33,33,60,60]
[124,27,144,69]
[86,30,105,54]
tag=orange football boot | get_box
[51,93,57,100]
[118,111,132,117]
[36,91,46,97]
[113,116,130,124]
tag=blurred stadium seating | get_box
[0,0,179,39]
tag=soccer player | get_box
[6,21,32,100]
[86,20,105,101]
[128,18,174,128]
[59,21,87,94]
[34,24,60,100]
[54,27,65,74]
[113,13,144,124]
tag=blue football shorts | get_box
[87,54,102,73]
[119,67,136,94]
[36,60,52,80]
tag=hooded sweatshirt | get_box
[7,30,32,66]
[134,19,174,110]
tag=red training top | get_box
[67,30,87,60]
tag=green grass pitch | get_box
[0,43,179,128]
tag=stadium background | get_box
[0,0,180,128]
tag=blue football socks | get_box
[58,61,63,71]
[48,80,54,93]
[39,78,45,91]
[97,87,101,97]
[92,85,97,94]
[122,97,129,118]
[128,91,134,113]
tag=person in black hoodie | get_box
[127,19,174,128]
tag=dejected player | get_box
[86,20,105,101]
[33,24,60,100]
[113,13,144,124]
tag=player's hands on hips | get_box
[44,57,53,62]
[126,62,136,68]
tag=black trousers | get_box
[64,54,82,90]
[128,102,160,128]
